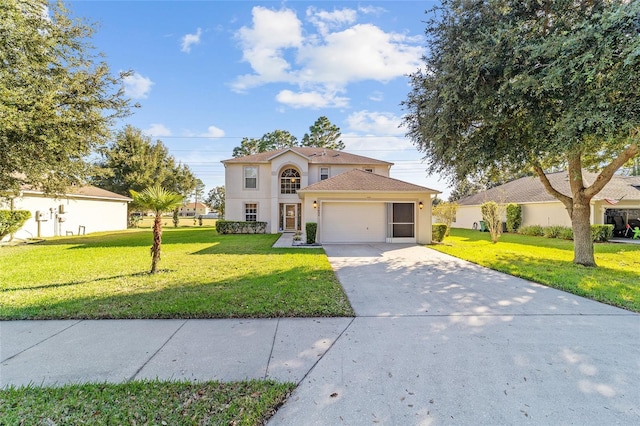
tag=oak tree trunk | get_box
[571,198,595,267]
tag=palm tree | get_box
[130,185,184,274]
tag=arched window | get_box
[280,168,300,194]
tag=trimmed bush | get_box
[591,224,614,242]
[215,220,267,234]
[432,223,448,242]
[519,225,544,236]
[506,204,522,233]
[558,226,574,240]
[305,222,317,244]
[543,225,565,239]
[0,210,32,240]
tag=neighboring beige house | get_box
[1,185,131,241]
[222,147,439,244]
[178,202,209,217]
[455,171,640,233]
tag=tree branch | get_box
[532,163,572,209]
[584,142,639,199]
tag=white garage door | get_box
[321,202,386,243]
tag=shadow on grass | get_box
[0,265,354,320]
[0,270,175,293]
[477,253,640,312]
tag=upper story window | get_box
[280,168,300,194]
[244,166,258,189]
[363,168,374,173]
[320,167,329,181]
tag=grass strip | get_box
[0,380,294,425]
[431,228,640,312]
[0,228,354,319]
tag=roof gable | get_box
[299,169,439,193]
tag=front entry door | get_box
[284,204,297,231]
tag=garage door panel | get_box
[321,203,386,243]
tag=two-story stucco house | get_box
[222,147,439,244]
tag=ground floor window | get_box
[387,203,415,238]
[245,203,257,222]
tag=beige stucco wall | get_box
[2,193,128,240]
[307,164,390,184]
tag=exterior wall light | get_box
[313,200,317,209]
[419,201,424,209]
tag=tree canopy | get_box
[231,116,343,157]
[403,0,639,266]
[0,0,133,195]
[93,125,198,200]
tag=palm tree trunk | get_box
[150,212,162,273]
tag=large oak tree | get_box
[403,0,639,266]
[0,0,133,195]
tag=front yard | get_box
[0,228,354,319]
[431,228,640,312]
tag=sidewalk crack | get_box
[1,320,83,363]
[264,318,280,379]
[128,319,188,382]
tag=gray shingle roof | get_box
[222,147,393,166]
[299,169,439,193]
[458,171,640,205]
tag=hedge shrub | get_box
[558,226,574,240]
[305,222,317,244]
[505,203,522,233]
[518,224,613,242]
[518,225,544,236]
[591,224,614,242]
[0,210,32,240]
[543,225,565,239]
[432,223,448,242]
[215,220,267,234]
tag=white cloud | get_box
[306,6,357,36]
[143,123,172,137]
[181,28,202,53]
[231,6,424,108]
[346,111,405,135]
[276,89,349,109]
[199,125,225,138]
[297,24,423,85]
[232,6,302,91]
[123,73,153,99]
[358,5,387,15]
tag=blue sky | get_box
[68,0,448,197]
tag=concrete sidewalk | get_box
[1,318,351,387]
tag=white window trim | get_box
[244,166,258,190]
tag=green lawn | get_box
[0,228,354,319]
[0,380,294,426]
[431,228,640,312]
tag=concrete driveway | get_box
[270,244,640,425]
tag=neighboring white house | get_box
[178,202,209,217]
[222,147,439,244]
[1,185,131,241]
[455,171,640,233]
